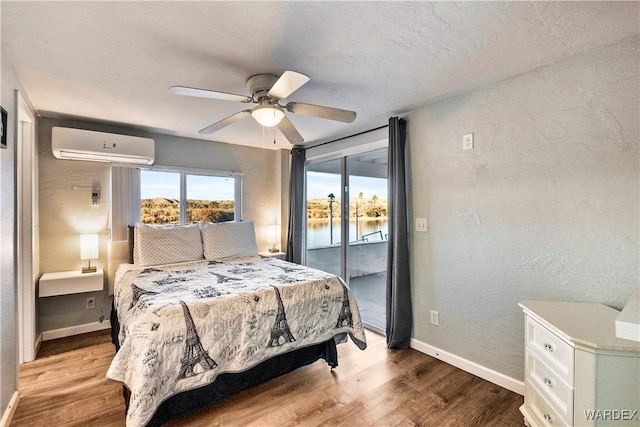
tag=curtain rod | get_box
[300,124,389,150]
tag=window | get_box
[140,169,241,225]
[141,170,181,224]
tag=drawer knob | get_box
[544,377,553,387]
[544,343,554,352]
[544,413,552,422]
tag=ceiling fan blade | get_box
[277,116,304,145]
[170,86,251,103]
[285,102,357,123]
[199,110,252,134]
[268,71,310,100]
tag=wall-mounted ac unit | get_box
[52,127,154,165]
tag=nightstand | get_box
[39,269,104,297]
[259,251,286,260]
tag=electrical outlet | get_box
[430,310,439,326]
[416,218,428,232]
[86,297,96,310]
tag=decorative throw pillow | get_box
[135,223,204,267]
[201,221,259,260]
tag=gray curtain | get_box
[386,117,412,348]
[285,147,306,264]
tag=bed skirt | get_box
[110,303,338,426]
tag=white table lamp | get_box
[80,233,98,273]
[267,225,279,253]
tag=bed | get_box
[106,221,367,426]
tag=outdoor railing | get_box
[305,239,387,279]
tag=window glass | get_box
[140,170,239,225]
[186,175,235,223]
[140,170,180,224]
[306,169,341,248]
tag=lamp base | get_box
[268,248,280,253]
[82,266,97,274]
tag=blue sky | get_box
[306,171,387,200]
[141,171,235,200]
[141,170,386,202]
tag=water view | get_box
[307,218,388,248]
[305,147,389,332]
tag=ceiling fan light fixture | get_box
[251,103,285,127]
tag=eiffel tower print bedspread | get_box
[106,256,367,427]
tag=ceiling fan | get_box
[169,71,357,145]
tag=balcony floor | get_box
[349,272,386,333]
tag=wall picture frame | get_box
[0,107,7,149]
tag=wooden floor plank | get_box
[12,329,524,427]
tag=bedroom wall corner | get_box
[152,134,281,252]
[0,49,18,426]
[36,118,283,335]
[278,148,290,253]
[37,117,111,335]
[408,36,640,383]
[0,34,34,423]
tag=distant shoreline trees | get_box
[141,195,385,225]
[306,195,387,220]
[141,198,234,224]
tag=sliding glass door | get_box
[305,147,388,333]
[346,149,388,332]
[305,158,343,277]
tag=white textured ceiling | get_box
[2,1,638,149]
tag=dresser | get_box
[519,300,640,427]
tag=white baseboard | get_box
[41,320,110,341]
[410,338,524,396]
[35,333,42,355]
[0,391,19,427]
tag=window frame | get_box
[139,166,243,225]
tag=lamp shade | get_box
[267,225,278,244]
[80,234,99,260]
[252,103,285,127]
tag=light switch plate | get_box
[430,310,439,326]
[416,218,428,232]
[463,133,474,150]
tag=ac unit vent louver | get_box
[52,127,154,165]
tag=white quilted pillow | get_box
[135,223,204,267]
[201,221,259,260]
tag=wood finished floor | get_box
[11,329,524,426]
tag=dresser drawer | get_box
[520,301,640,427]
[525,380,571,427]
[526,317,574,384]
[526,351,573,424]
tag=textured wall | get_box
[37,118,280,332]
[0,40,35,419]
[0,43,18,420]
[409,37,639,381]
[38,118,111,332]
[152,133,280,245]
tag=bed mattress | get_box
[107,255,367,427]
